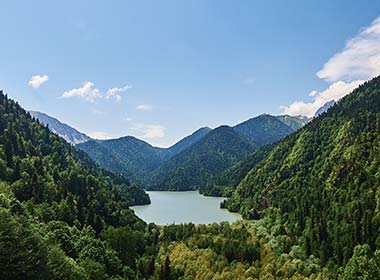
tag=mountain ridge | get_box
[29,110,91,145]
[223,76,380,265]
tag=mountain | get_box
[202,144,274,196]
[224,77,380,265]
[147,114,308,192]
[200,115,310,197]
[233,114,295,146]
[0,91,161,279]
[77,113,307,189]
[314,100,336,116]
[79,136,165,184]
[275,115,310,130]
[75,139,134,178]
[77,127,211,185]
[29,110,90,145]
[163,127,211,160]
[148,125,257,191]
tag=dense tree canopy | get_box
[225,76,380,267]
[2,75,380,279]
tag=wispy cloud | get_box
[130,122,165,139]
[62,82,131,102]
[136,104,153,111]
[282,80,364,117]
[29,75,49,89]
[282,17,380,117]
[106,85,132,103]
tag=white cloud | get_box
[62,82,101,102]
[282,80,364,117]
[29,75,49,89]
[130,123,165,139]
[317,17,380,82]
[106,85,132,102]
[136,104,153,111]
[86,131,115,140]
[282,16,380,117]
[308,90,318,97]
[62,82,131,102]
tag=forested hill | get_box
[148,125,257,191]
[79,136,166,184]
[234,114,298,146]
[224,76,380,265]
[148,115,305,192]
[201,144,274,196]
[77,127,211,185]
[0,90,149,212]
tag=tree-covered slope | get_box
[202,144,274,196]
[78,136,165,184]
[225,76,380,265]
[0,91,149,217]
[77,128,211,185]
[148,126,257,191]
[75,139,136,179]
[0,91,168,279]
[147,115,308,192]
[233,114,296,146]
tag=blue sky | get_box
[1,1,380,147]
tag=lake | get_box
[131,191,242,225]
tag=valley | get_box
[2,76,380,279]
[2,3,380,278]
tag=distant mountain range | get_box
[148,125,257,191]
[149,114,308,191]
[77,127,212,184]
[31,109,310,190]
[29,111,91,145]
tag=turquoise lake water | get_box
[131,191,242,225]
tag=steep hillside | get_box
[0,91,163,279]
[233,114,295,146]
[225,77,380,265]
[148,126,257,191]
[203,116,308,197]
[76,139,136,179]
[29,110,90,145]
[148,114,307,192]
[202,144,274,196]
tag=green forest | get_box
[2,76,380,279]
